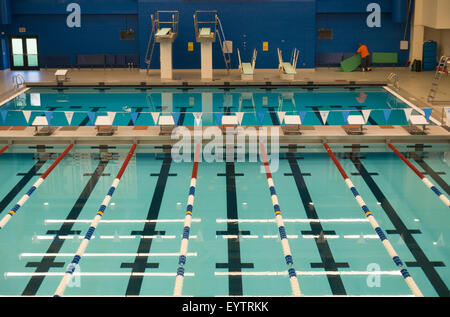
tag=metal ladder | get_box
[144,15,157,75]
[12,74,25,89]
[387,72,399,90]
[427,56,449,102]
[144,11,179,75]
[215,14,231,72]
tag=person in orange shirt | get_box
[357,43,372,72]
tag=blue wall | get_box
[0,0,410,70]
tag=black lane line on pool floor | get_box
[121,152,173,296]
[0,153,50,216]
[286,152,349,295]
[216,161,254,296]
[21,153,111,295]
[347,152,450,297]
[121,107,188,296]
[409,152,450,195]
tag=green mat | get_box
[340,54,361,72]
[372,52,398,64]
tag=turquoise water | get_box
[0,144,448,297]
[0,86,411,126]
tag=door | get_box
[9,36,40,70]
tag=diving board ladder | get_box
[324,143,423,297]
[145,11,179,79]
[174,143,201,296]
[54,144,137,297]
[238,48,257,80]
[277,48,299,80]
[194,11,231,80]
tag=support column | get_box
[200,41,213,80]
[159,41,173,80]
[409,0,424,62]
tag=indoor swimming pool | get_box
[0,144,448,297]
[0,86,418,127]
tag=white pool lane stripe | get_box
[216,218,369,223]
[0,144,74,231]
[6,272,195,277]
[324,143,424,297]
[53,144,137,297]
[45,219,202,224]
[174,143,201,297]
[20,252,197,257]
[260,143,302,297]
[214,270,402,276]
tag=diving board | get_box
[145,11,179,80]
[278,48,299,80]
[238,48,257,80]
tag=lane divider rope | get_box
[323,143,423,297]
[0,144,73,231]
[0,145,8,156]
[53,143,137,297]
[174,143,201,297]
[388,143,450,207]
[259,143,302,297]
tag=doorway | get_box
[9,36,40,70]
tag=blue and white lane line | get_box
[53,143,137,297]
[259,143,302,297]
[388,143,450,207]
[174,143,201,297]
[324,143,424,297]
[0,144,74,231]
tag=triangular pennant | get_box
[23,110,31,124]
[299,111,307,123]
[236,112,244,125]
[130,112,139,125]
[44,111,53,125]
[277,112,286,124]
[193,112,203,126]
[362,110,371,123]
[87,112,97,125]
[257,112,266,124]
[172,113,181,126]
[214,113,224,126]
[423,108,432,121]
[107,112,116,123]
[151,112,160,125]
[342,110,350,122]
[0,110,8,123]
[319,111,329,125]
[383,109,392,123]
[64,111,74,125]
[404,108,413,122]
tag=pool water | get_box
[0,144,448,297]
[0,86,411,126]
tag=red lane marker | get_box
[0,145,8,156]
[323,143,349,180]
[41,144,74,179]
[387,143,425,179]
[116,143,137,180]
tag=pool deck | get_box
[0,67,449,146]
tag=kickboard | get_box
[340,54,361,72]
